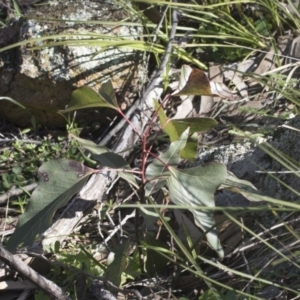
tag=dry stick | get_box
[97,5,170,147]
[112,8,178,157]
[23,250,143,300]
[0,244,70,300]
[130,4,179,275]
[104,210,136,244]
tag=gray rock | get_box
[0,0,143,127]
[256,286,282,300]
[194,116,300,207]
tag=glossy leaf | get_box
[92,152,138,188]
[98,80,118,108]
[220,171,262,202]
[105,239,130,287]
[154,99,175,139]
[154,100,216,160]
[167,163,227,259]
[69,134,137,188]
[171,118,217,139]
[60,81,118,113]
[172,65,233,99]
[69,133,110,155]
[154,100,194,159]
[180,133,198,161]
[7,159,94,251]
[145,129,189,196]
[171,118,217,160]
[142,233,169,276]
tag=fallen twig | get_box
[98,6,177,148]
[0,244,70,300]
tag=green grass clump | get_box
[0,136,83,192]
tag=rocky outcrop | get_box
[195,116,300,207]
[0,0,143,127]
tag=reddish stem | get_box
[140,94,172,184]
[117,108,142,141]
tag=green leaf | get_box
[180,132,198,161]
[145,128,189,196]
[198,289,232,300]
[7,159,94,251]
[98,80,118,108]
[12,166,22,175]
[154,100,217,160]
[161,116,217,143]
[69,134,137,188]
[220,171,262,202]
[171,118,218,139]
[122,247,142,281]
[60,82,118,113]
[154,99,176,139]
[0,97,26,109]
[34,290,51,300]
[142,233,169,276]
[92,152,138,188]
[105,239,130,287]
[69,133,110,155]
[167,163,227,259]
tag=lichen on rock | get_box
[0,0,144,127]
